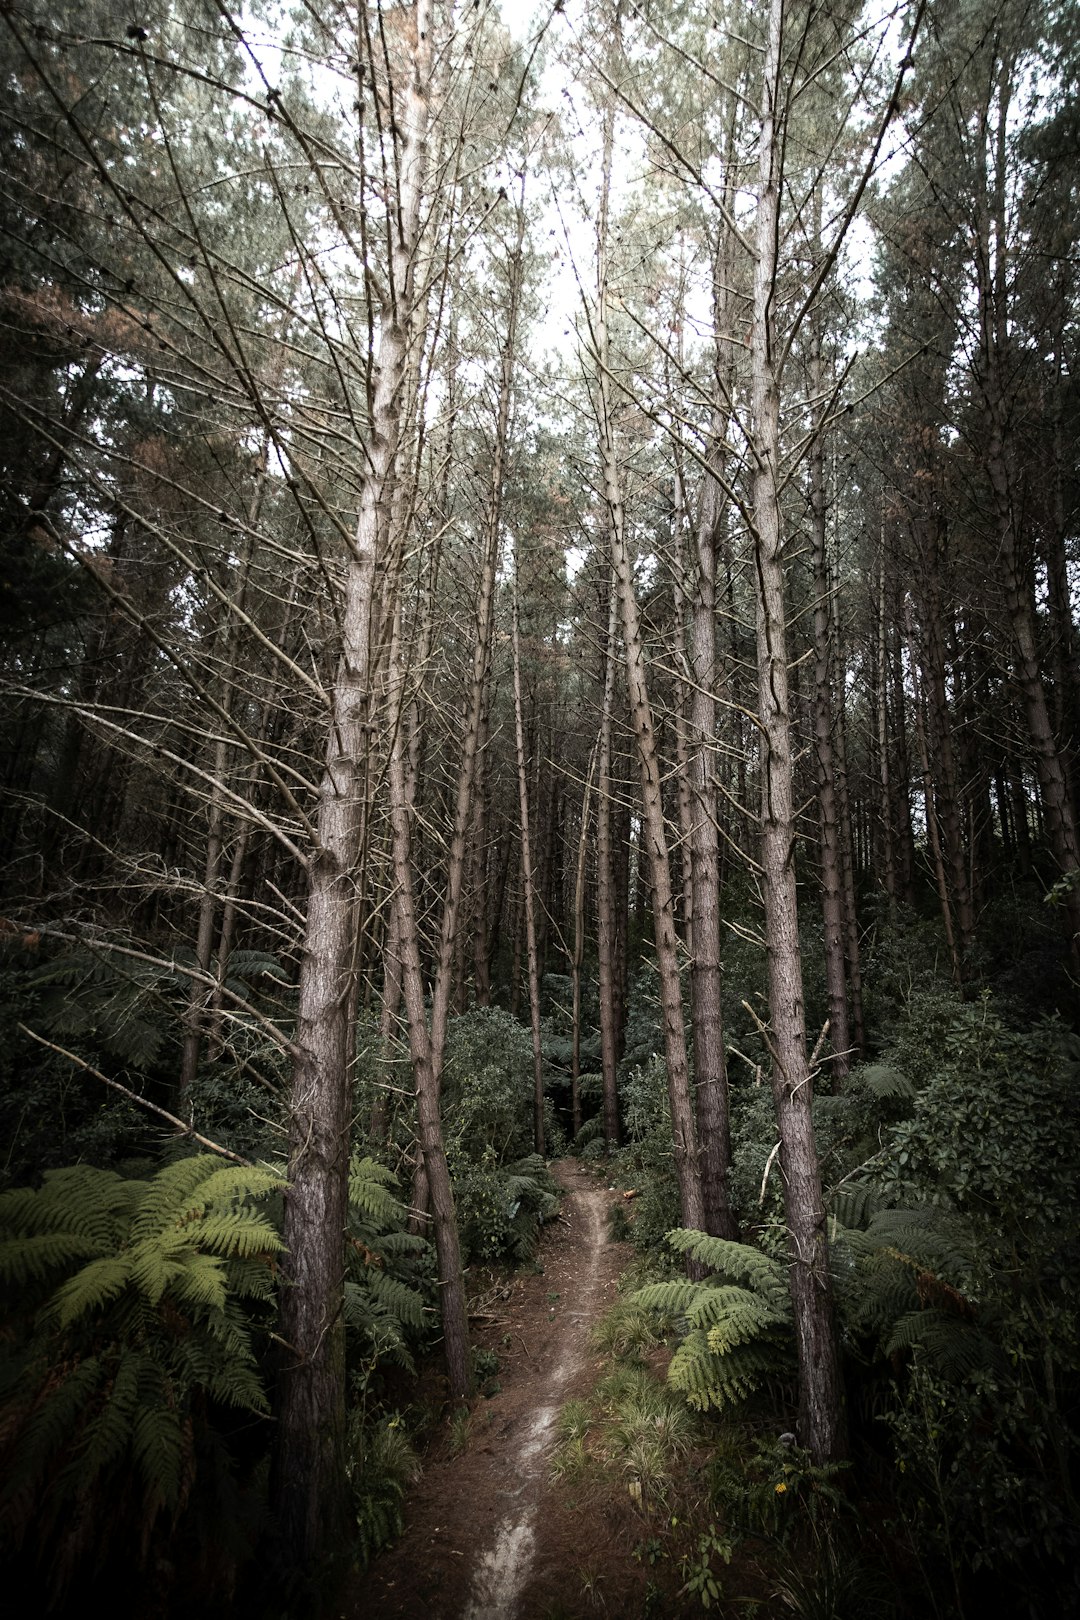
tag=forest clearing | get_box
[1,0,1078,1616]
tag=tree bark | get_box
[273,0,437,1572]
[749,0,845,1464]
[594,91,703,1239]
[511,563,546,1157]
[809,317,850,1079]
[596,575,622,1147]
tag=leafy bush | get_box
[439,1009,560,1264]
[838,995,1080,1607]
[452,1149,559,1263]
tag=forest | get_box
[0,0,1077,1615]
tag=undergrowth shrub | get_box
[439,1009,560,1264]
[0,1154,283,1608]
[345,1155,433,1376]
[632,1230,794,1413]
[851,998,1080,1607]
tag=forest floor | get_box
[356,1158,678,1620]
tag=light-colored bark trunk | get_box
[273,0,437,1567]
[386,608,471,1401]
[809,319,850,1079]
[750,0,844,1464]
[572,746,597,1141]
[594,93,703,1238]
[596,576,621,1147]
[828,587,865,1056]
[511,567,546,1157]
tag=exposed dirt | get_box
[359,1159,659,1620]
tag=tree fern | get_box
[853,1063,915,1101]
[828,1206,999,1378]
[0,1154,283,1601]
[630,1231,793,1413]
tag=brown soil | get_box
[357,1158,664,1620]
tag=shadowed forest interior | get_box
[1,0,1078,1615]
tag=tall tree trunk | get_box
[809,318,850,1079]
[687,436,735,1236]
[387,609,471,1401]
[572,747,597,1141]
[596,576,622,1147]
[975,66,1080,962]
[273,0,436,1572]
[593,83,703,1238]
[512,564,546,1156]
[749,0,845,1463]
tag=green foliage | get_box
[346,1413,419,1569]
[0,1154,282,1601]
[432,1008,561,1264]
[345,1157,432,1376]
[879,1000,1080,1232]
[835,992,1080,1605]
[0,957,146,1182]
[561,1361,700,1510]
[609,1055,682,1251]
[677,1525,732,1610]
[442,1006,538,1161]
[452,1149,559,1263]
[632,1230,792,1414]
[27,943,184,1071]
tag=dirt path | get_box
[362,1160,630,1619]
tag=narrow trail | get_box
[363,1160,629,1619]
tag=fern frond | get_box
[349,1157,404,1229]
[665,1230,788,1307]
[130,1385,187,1508]
[49,1256,133,1327]
[0,1232,102,1291]
[884,1310,999,1377]
[667,1328,785,1411]
[365,1272,427,1332]
[828,1180,881,1229]
[574,1115,605,1149]
[692,1285,784,1348]
[629,1280,700,1319]
[855,1063,915,1100]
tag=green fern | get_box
[829,1205,1001,1380]
[0,1155,283,1600]
[827,1179,882,1230]
[630,1231,793,1414]
[345,1156,433,1375]
[573,1114,606,1150]
[853,1063,915,1101]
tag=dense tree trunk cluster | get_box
[2,0,1078,1579]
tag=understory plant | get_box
[0,1153,284,1608]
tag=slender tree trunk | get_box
[975,79,1080,957]
[875,542,899,923]
[572,747,597,1140]
[273,0,436,1570]
[919,548,974,960]
[911,624,961,981]
[809,318,850,1079]
[386,609,471,1399]
[594,88,702,1237]
[512,565,546,1156]
[750,0,844,1463]
[597,576,622,1147]
[687,439,735,1236]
